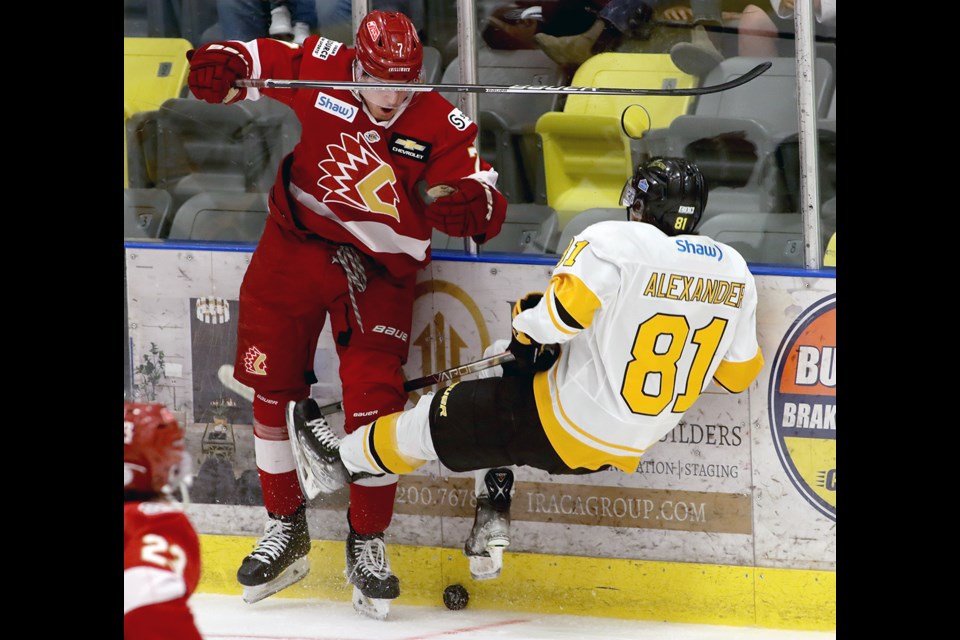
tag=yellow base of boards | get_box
[197,534,835,631]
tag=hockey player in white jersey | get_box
[287,156,764,580]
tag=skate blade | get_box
[352,587,391,620]
[241,557,310,604]
[468,547,503,581]
[286,403,323,500]
[286,402,350,498]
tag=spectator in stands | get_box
[217,1,429,54]
[217,0,317,44]
[268,1,316,44]
[671,0,836,76]
[515,1,742,69]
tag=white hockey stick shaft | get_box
[217,353,514,413]
[316,351,515,416]
[233,62,771,97]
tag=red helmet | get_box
[124,402,188,496]
[355,10,423,82]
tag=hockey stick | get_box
[217,352,515,413]
[316,350,515,416]
[288,351,515,500]
[234,62,771,97]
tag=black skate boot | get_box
[236,504,311,604]
[345,516,400,620]
[286,399,353,499]
[464,468,514,580]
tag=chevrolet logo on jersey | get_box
[389,133,431,162]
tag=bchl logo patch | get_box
[447,108,471,131]
[366,21,381,42]
[389,133,431,162]
[311,37,342,60]
[243,346,268,376]
[768,294,836,521]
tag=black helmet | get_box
[620,157,707,236]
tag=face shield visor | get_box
[619,177,648,221]
[353,59,422,111]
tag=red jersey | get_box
[124,499,202,640]
[228,36,505,278]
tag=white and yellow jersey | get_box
[514,220,764,473]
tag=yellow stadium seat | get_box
[124,37,192,187]
[823,232,836,267]
[535,53,696,228]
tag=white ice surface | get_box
[192,593,837,640]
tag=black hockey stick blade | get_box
[234,62,771,97]
[316,351,516,417]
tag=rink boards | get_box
[125,243,836,630]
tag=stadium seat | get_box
[124,37,192,187]
[441,48,565,204]
[535,53,696,227]
[480,204,560,255]
[422,46,443,84]
[167,191,269,242]
[697,207,836,267]
[124,187,174,238]
[633,56,835,217]
[431,203,560,255]
[154,97,289,212]
[554,207,624,255]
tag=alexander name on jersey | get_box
[642,238,746,308]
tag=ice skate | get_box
[286,399,352,499]
[464,468,513,581]
[236,505,311,604]
[345,522,400,620]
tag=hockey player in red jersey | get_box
[186,9,508,619]
[124,402,201,640]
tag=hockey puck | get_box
[443,584,469,610]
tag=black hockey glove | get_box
[503,292,560,376]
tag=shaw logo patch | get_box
[389,133,431,162]
[675,238,723,261]
[311,37,342,59]
[768,294,836,521]
[243,346,268,376]
[315,92,358,122]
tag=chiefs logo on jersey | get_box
[243,346,268,376]
[317,132,401,221]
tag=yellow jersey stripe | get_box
[533,369,643,473]
[360,423,383,473]
[713,348,764,393]
[551,273,601,331]
[370,412,425,474]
